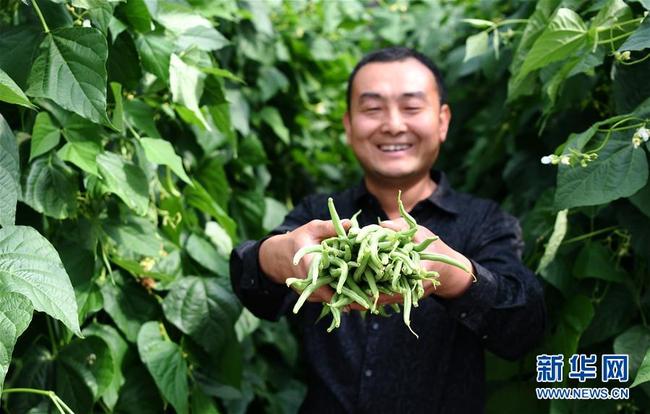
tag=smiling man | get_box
[230,47,546,413]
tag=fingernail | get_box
[343,306,350,313]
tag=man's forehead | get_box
[359,91,427,101]
[351,59,438,101]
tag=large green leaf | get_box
[30,112,61,161]
[102,216,162,257]
[162,276,241,353]
[113,363,164,413]
[58,336,114,401]
[140,137,192,184]
[26,27,110,125]
[135,32,173,82]
[0,115,19,227]
[555,132,649,209]
[259,107,290,145]
[100,271,160,342]
[0,292,33,394]
[83,323,128,409]
[185,233,229,276]
[0,226,80,334]
[169,54,210,130]
[0,67,34,108]
[185,180,237,241]
[96,152,150,215]
[617,13,650,51]
[614,325,650,376]
[631,348,650,388]
[573,242,626,282]
[592,0,631,28]
[137,321,189,414]
[516,8,588,83]
[22,156,78,219]
[123,0,153,32]
[463,30,489,62]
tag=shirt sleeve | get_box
[229,195,318,321]
[440,203,547,360]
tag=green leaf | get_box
[630,180,650,218]
[111,82,124,133]
[135,32,173,82]
[176,26,229,51]
[592,0,631,28]
[83,323,128,409]
[58,336,114,401]
[170,54,210,130]
[185,233,229,276]
[581,285,636,346]
[140,138,192,184]
[0,225,80,335]
[0,292,33,394]
[58,141,103,175]
[100,271,160,342]
[30,112,61,161]
[123,0,153,32]
[162,276,240,354]
[614,325,650,375]
[124,99,161,138]
[102,216,162,257]
[0,115,19,227]
[618,17,650,52]
[201,66,244,83]
[0,67,35,108]
[205,221,233,257]
[26,28,111,126]
[191,386,221,414]
[137,321,189,414]
[257,66,289,101]
[536,209,568,275]
[573,242,627,282]
[464,31,489,62]
[96,152,150,215]
[0,26,42,89]
[22,156,78,219]
[72,0,113,36]
[516,8,588,83]
[113,363,164,413]
[631,348,650,387]
[260,106,289,144]
[263,197,288,232]
[185,180,237,241]
[555,132,649,209]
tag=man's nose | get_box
[381,107,407,135]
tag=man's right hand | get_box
[259,219,349,304]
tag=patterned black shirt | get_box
[230,170,546,414]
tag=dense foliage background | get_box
[0,0,649,413]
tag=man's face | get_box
[343,58,451,183]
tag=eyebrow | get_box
[358,91,427,102]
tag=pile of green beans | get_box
[286,192,472,337]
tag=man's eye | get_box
[364,107,380,112]
[405,107,421,112]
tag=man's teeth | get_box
[379,144,411,152]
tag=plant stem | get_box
[596,17,644,32]
[561,226,618,245]
[30,0,50,33]
[1,388,75,414]
[620,52,650,66]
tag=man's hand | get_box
[259,219,350,304]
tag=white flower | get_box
[637,127,650,141]
[540,155,552,165]
[82,19,91,28]
[560,155,571,165]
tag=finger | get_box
[312,219,352,238]
[306,284,335,303]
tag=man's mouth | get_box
[378,144,413,152]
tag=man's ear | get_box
[438,104,451,143]
[343,111,352,145]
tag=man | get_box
[230,47,546,413]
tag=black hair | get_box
[346,46,447,109]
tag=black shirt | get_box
[230,171,546,414]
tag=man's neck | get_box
[364,173,437,219]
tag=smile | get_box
[378,144,413,152]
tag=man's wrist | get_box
[259,234,289,285]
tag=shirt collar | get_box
[351,169,459,215]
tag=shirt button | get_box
[482,334,488,340]
[459,312,467,319]
[365,369,372,377]
[371,322,379,331]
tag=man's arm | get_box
[439,203,547,360]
